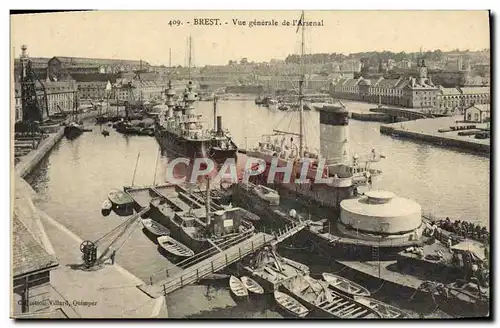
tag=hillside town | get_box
[13,48,490,122]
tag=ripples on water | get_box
[24,100,489,318]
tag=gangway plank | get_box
[138,221,307,298]
[206,238,223,252]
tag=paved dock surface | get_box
[380,116,490,153]
[38,209,166,318]
[15,128,65,178]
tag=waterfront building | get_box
[111,79,166,102]
[47,57,151,80]
[459,87,490,106]
[437,86,490,112]
[13,57,51,80]
[14,80,78,120]
[464,104,490,123]
[403,59,439,109]
[12,215,59,316]
[331,62,438,109]
[329,59,492,111]
[77,81,109,101]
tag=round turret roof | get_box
[341,191,421,218]
[365,190,395,203]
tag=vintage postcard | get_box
[11,10,490,319]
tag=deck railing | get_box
[158,233,271,295]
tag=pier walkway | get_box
[139,221,307,298]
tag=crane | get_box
[80,206,150,269]
[16,45,49,133]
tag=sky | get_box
[10,10,490,66]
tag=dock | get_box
[139,220,307,298]
[15,127,65,178]
[380,116,490,155]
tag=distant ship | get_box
[154,81,238,180]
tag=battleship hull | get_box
[155,128,238,182]
[245,154,354,217]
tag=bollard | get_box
[225,253,228,265]
[251,241,254,252]
[150,276,153,285]
[180,275,183,287]
[196,269,199,281]
[163,284,167,296]
[211,261,214,272]
[166,269,169,277]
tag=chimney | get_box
[217,116,222,134]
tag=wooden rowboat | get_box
[157,236,194,258]
[322,273,371,297]
[142,218,170,236]
[229,276,248,297]
[108,189,135,206]
[240,276,264,294]
[354,296,411,318]
[274,291,309,318]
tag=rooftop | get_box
[375,78,400,89]
[12,215,59,277]
[460,87,490,95]
[439,87,461,95]
[51,56,150,67]
[466,104,490,112]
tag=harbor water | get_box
[25,99,489,318]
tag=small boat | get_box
[108,189,135,207]
[157,236,194,258]
[274,291,309,318]
[322,272,371,297]
[141,218,170,236]
[102,130,110,136]
[354,296,411,318]
[240,276,264,295]
[64,122,84,140]
[229,276,248,297]
[101,199,112,217]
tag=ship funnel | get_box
[217,116,222,134]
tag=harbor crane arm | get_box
[80,206,150,269]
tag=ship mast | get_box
[205,176,211,225]
[298,10,305,158]
[188,35,192,80]
[139,60,143,105]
